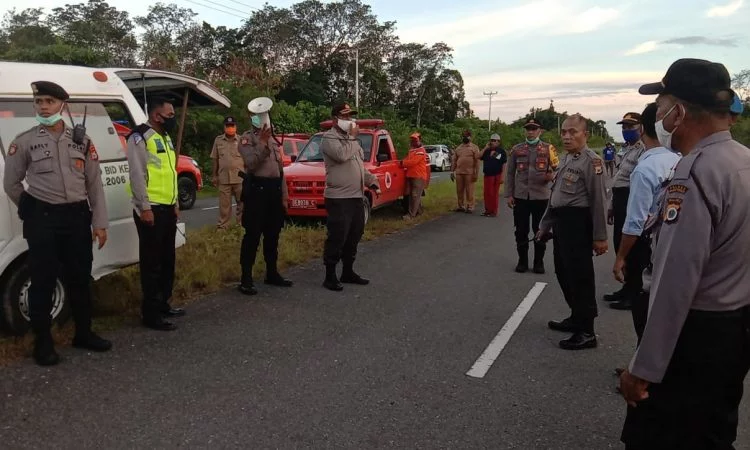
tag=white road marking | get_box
[200,203,237,211]
[466,281,547,379]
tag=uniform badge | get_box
[89,142,99,161]
[518,162,527,171]
[667,184,688,194]
[663,198,682,223]
[74,159,85,170]
[592,159,603,175]
[133,134,143,145]
[8,143,17,156]
[241,138,249,145]
[44,150,51,157]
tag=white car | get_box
[425,144,451,171]
[0,62,230,335]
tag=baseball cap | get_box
[523,118,542,129]
[31,81,69,101]
[224,116,236,126]
[331,102,358,117]
[616,112,641,125]
[410,132,421,139]
[731,93,744,115]
[490,133,501,141]
[638,58,734,109]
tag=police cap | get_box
[616,112,641,125]
[31,81,69,101]
[730,93,744,115]
[523,118,542,129]
[638,58,735,110]
[332,102,358,117]
[224,116,237,125]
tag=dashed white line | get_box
[466,281,547,379]
[200,203,237,211]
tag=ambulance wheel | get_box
[364,195,372,225]
[1,259,71,336]
[178,176,197,210]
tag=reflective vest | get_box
[127,126,178,206]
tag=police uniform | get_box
[505,118,559,273]
[126,119,183,330]
[237,126,292,295]
[621,59,750,450]
[2,81,111,366]
[539,147,607,350]
[211,116,244,229]
[606,113,646,307]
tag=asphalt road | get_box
[2,207,750,449]
[182,169,453,230]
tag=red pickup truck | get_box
[283,119,430,223]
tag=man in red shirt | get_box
[402,132,428,219]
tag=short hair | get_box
[147,96,173,116]
[564,114,588,131]
[640,102,658,140]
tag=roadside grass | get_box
[197,185,219,199]
[0,178,485,364]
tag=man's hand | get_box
[607,208,614,225]
[174,205,180,218]
[349,122,359,138]
[593,240,608,256]
[490,150,497,157]
[92,229,107,250]
[613,257,626,283]
[450,172,455,182]
[619,370,650,407]
[374,188,382,198]
[535,228,552,243]
[507,197,516,208]
[259,124,272,144]
[140,209,155,226]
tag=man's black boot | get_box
[515,247,529,273]
[265,262,293,287]
[341,261,369,285]
[323,264,344,291]
[238,267,257,295]
[33,329,60,366]
[72,332,112,352]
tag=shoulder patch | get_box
[89,142,99,161]
[133,134,143,145]
[667,184,688,194]
[663,197,682,223]
[240,137,249,145]
[8,143,17,156]
[592,158,603,175]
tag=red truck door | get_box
[371,133,404,205]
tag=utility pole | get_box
[483,91,497,131]
[355,48,359,109]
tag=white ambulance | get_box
[0,62,230,335]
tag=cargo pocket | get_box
[30,151,54,174]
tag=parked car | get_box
[278,133,310,167]
[425,144,451,171]
[283,119,430,223]
[0,62,229,335]
[113,122,203,210]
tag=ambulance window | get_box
[283,140,295,156]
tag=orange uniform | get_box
[403,146,428,180]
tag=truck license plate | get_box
[291,199,316,209]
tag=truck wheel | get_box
[178,176,197,210]
[1,260,70,336]
[364,195,372,224]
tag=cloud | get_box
[625,41,659,56]
[624,35,740,56]
[706,0,744,17]
[395,0,620,48]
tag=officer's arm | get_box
[450,149,457,171]
[629,178,711,383]
[240,135,271,172]
[549,145,559,170]
[622,169,654,238]
[3,140,30,207]
[126,134,151,212]
[364,169,380,190]
[587,158,608,241]
[504,149,516,198]
[84,140,108,229]
[210,138,219,178]
[321,135,356,164]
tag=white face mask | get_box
[337,119,353,132]
[655,104,679,149]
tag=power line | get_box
[483,91,498,131]
[182,0,252,20]
[224,0,262,11]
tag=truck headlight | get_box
[191,159,199,168]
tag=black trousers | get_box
[622,307,750,450]
[633,290,649,344]
[25,198,93,334]
[551,207,597,333]
[513,198,548,254]
[323,198,366,267]
[134,205,176,322]
[240,176,284,276]
[612,187,629,253]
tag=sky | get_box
[3,0,749,138]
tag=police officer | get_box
[537,114,608,350]
[127,96,185,331]
[505,117,559,274]
[619,58,750,450]
[210,116,244,229]
[604,112,646,309]
[236,115,293,295]
[3,81,111,366]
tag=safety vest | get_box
[126,126,178,206]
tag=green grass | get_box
[0,178,485,364]
[197,185,219,199]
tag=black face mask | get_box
[462,137,470,144]
[160,115,177,133]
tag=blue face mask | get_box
[526,138,540,145]
[622,129,640,143]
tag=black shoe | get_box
[610,298,633,310]
[238,283,258,295]
[515,261,528,273]
[323,279,344,291]
[533,260,545,274]
[603,290,624,302]
[143,319,177,331]
[548,317,577,333]
[161,308,186,318]
[559,332,598,350]
[265,275,293,287]
[341,272,370,285]
[33,334,60,366]
[72,333,112,352]
[454,207,466,212]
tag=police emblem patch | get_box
[89,142,99,161]
[667,184,688,194]
[133,134,143,145]
[241,138,249,145]
[663,198,682,223]
[593,159,603,175]
[8,143,17,156]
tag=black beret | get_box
[31,81,69,101]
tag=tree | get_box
[0,8,56,54]
[732,69,750,106]
[135,3,198,70]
